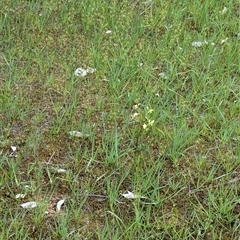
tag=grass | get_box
[0,0,239,239]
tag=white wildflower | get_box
[221,38,228,44]
[133,104,140,110]
[147,109,154,114]
[148,119,155,126]
[143,123,148,130]
[220,7,227,14]
[131,112,139,119]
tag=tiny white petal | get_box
[131,112,139,119]
[11,146,17,151]
[16,194,26,199]
[221,7,227,14]
[56,199,65,212]
[21,202,37,209]
[106,30,112,34]
[143,123,148,130]
[221,38,228,44]
[133,104,139,110]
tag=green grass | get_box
[0,0,239,239]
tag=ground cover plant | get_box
[0,0,239,239]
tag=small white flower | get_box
[131,112,139,119]
[143,123,148,130]
[147,109,154,114]
[148,119,155,126]
[133,104,140,110]
[106,30,112,34]
[220,7,227,14]
[221,38,228,44]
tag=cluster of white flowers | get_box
[131,104,155,131]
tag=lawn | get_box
[0,0,239,239]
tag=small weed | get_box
[0,0,239,239]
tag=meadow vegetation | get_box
[0,0,239,239]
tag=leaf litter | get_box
[20,202,37,209]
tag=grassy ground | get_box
[0,0,239,239]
